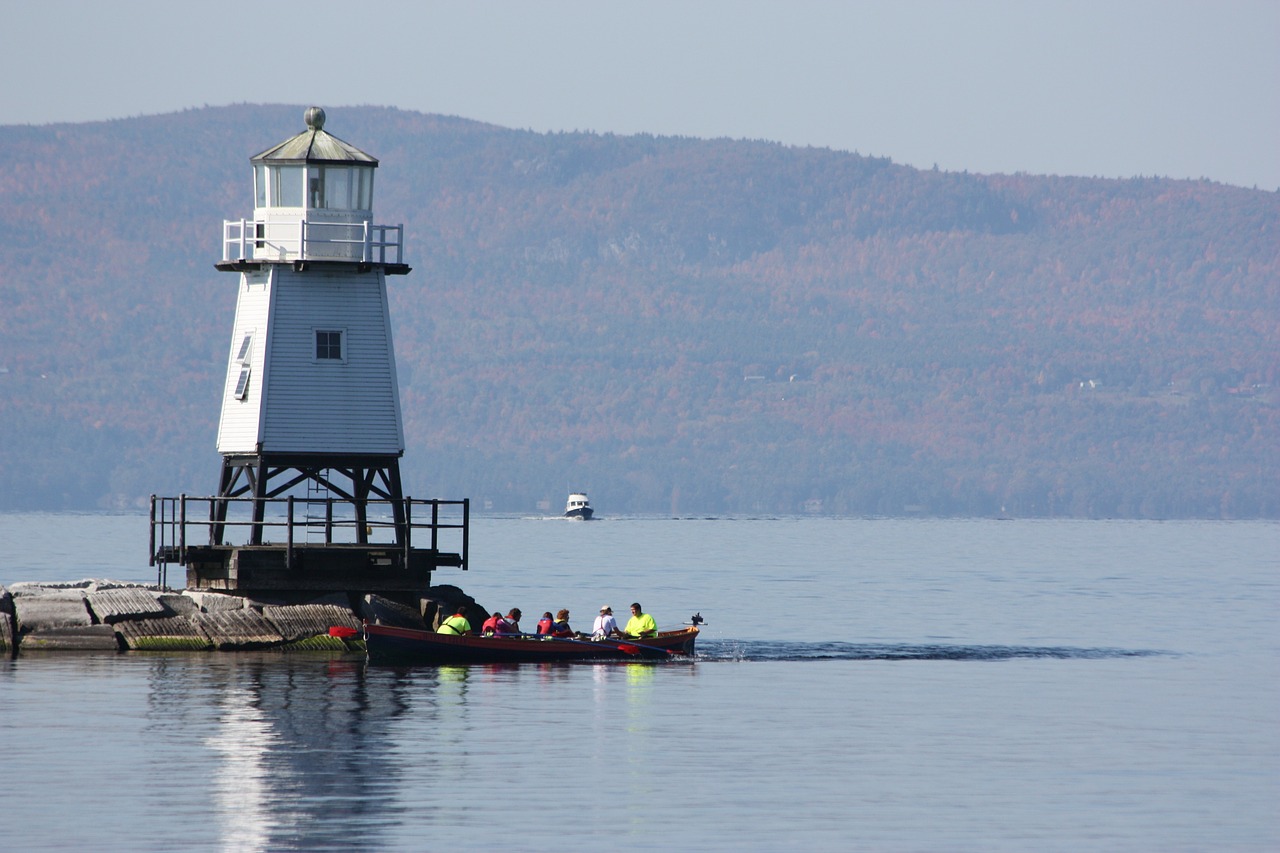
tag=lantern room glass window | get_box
[269,166,304,207]
[307,166,374,211]
[254,165,266,208]
[356,167,373,209]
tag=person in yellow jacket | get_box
[437,604,472,635]
[623,602,657,638]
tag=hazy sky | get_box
[4,0,1277,189]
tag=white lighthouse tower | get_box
[213,106,405,535]
[154,108,466,599]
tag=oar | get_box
[545,635,661,658]
[610,638,673,658]
[329,625,359,638]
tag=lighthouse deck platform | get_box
[175,542,461,598]
[149,495,468,600]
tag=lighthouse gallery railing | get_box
[221,219,405,265]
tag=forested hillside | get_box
[1,105,1276,517]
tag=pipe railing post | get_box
[149,495,157,569]
[403,497,412,567]
[178,494,187,583]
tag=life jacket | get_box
[481,615,503,635]
[438,614,470,635]
[550,621,573,638]
[536,617,553,635]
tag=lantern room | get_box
[221,106,402,266]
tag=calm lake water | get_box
[1,514,1277,851]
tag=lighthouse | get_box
[153,108,466,600]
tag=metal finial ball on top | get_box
[304,106,326,131]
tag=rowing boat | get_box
[361,623,699,665]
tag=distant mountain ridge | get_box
[1,104,1276,517]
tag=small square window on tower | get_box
[315,329,345,361]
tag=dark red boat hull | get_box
[365,623,698,665]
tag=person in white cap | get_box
[591,605,620,640]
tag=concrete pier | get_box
[0,580,484,656]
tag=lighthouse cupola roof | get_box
[250,107,378,167]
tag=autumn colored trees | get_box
[0,106,1276,515]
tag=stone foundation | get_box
[0,580,487,655]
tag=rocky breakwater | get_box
[0,580,485,656]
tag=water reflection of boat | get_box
[564,492,593,520]
[364,623,698,664]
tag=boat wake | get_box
[694,640,1168,663]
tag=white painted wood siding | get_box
[215,270,272,454]
[258,266,404,454]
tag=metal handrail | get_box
[221,219,404,264]
[149,494,468,579]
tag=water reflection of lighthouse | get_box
[148,656,418,851]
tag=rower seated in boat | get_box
[592,605,621,640]
[437,604,473,636]
[623,602,657,638]
[496,608,522,634]
[549,608,574,638]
